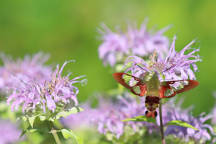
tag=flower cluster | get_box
[64,93,214,142]
[0,53,52,92]
[94,96,214,142]
[125,36,201,81]
[98,22,170,67]
[63,93,148,139]
[7,60,84,116]
[0,119,21,144]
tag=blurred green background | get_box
[0,0,215,115]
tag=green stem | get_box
[159,101,166,144]
[51,129,62,144]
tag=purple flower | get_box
[125,36,201,81]
[160,99,214,143]
[127,22,169,58]
[62,94,149,139]
[0,119,21,144]
[92,94,154,139]
[62,93,214,143]
[7,60,84,114]
[98,24,129,67]
[0,53,52,91]
[98,22,170,67]
[93,95,213,142]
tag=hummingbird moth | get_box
[113,72,199,118]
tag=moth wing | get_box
[164,80,199,94]
[113,72,147,96]
[175,80,199,94]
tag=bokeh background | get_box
[0,0,215,115]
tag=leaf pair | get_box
[122,115,198,131]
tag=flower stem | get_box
[159,101,166,144]
[51,129,62,144]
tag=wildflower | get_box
[0,119,21,144]
[98,22,170,67]
[127,22,169,58]
[98,25,129,67]
[161,99,214,143]
[0,53,52,91]
[63,93,148,139]
[125,36,201,81]
[7,60,84,116]
[92,94,154,139]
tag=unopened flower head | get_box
[98,22,170,67]
[0,119,21,144]
[125,36,201,81]
[7,60,85,116]
[0,53,52,91]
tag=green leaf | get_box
[56,107,83,119]
[166,120,198,131]
[122,115,156,123]
[61,129,83,144]
[28,116,36,128]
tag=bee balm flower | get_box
[98,22,170,67]
[162,99,214,143]
[125,36,201,81]
[7,60,84,116]
[92,94,154,139]
[0,53,52,92]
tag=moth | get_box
[113,72,199,118]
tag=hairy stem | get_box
[51,129,62,144]
[159,101,166,144]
